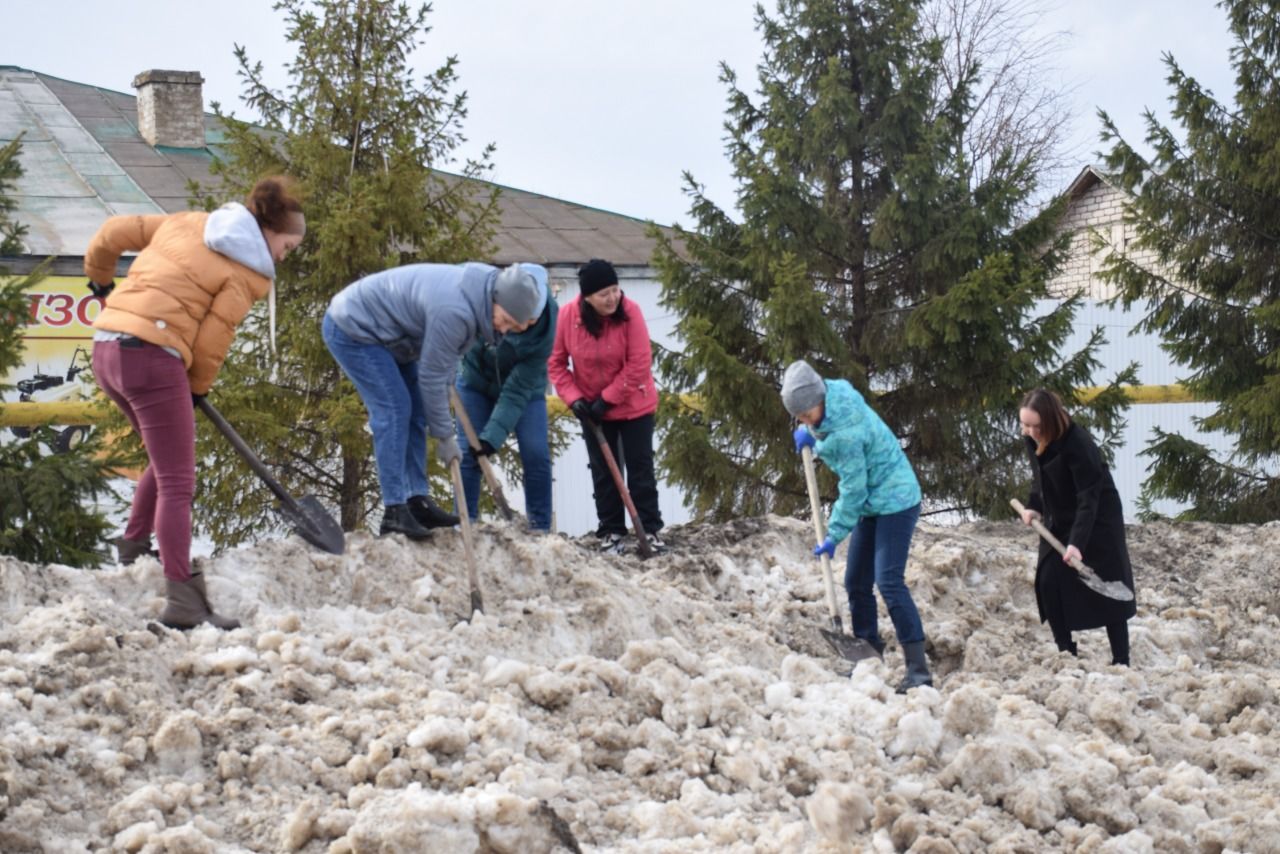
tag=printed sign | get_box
[3,275,100,449]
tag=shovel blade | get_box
[280,494,345,555]
[1077,567,1134,602]
[820,629,883,664]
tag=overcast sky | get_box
[7,0,1238,227]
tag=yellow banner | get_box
[4,275,99,407]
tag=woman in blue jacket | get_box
[454,271,556,532]
[783,360,932,692]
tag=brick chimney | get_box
[132,70,206,148]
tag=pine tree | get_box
[0,137,122,566]
[1097,0,1280,522]
[193,0,501,545]
[651,0,1134,522]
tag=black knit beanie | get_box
[578,258,619,296]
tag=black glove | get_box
[475,439,497,457]
[589,398,611,422]
[192,392,206,408]
[571,399,594,421]
[87,279,115,299]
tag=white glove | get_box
[436,435,462,466]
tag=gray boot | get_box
[896,640,933,694]
[115,535,158,566]
[160,573,241,630]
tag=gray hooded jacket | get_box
[327,262,498,439]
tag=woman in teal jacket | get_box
[455,268,556,531]
[783,360,932,692]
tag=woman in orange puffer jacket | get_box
[86,177,305,630]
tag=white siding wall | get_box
[1048,299,1233,520]
[1043,172,1237,518]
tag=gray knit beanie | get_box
[781,360,827,416]
[493,263,544,323]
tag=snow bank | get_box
[1,515,1278,851]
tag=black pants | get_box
[581,413,663,536]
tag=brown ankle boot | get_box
[160,574,241,630]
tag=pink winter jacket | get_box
[548,296,658,421]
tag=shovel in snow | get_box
[197,397,345,555]
[1009,498,1133,602]
[448,456,484,616]
[801,446,883,664]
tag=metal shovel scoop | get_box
[1009,499,1133,602]
[198,398,345,555]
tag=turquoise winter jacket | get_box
[809,379,921,543]
[458,292,558,449]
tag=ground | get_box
[1,515,1278,852]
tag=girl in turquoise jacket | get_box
[783,360,932,692]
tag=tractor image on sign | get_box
[7,346,94,452]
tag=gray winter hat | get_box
[781,360,827,416]
[493,263,546,323]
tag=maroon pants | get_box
[93,339,196,581]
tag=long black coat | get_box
[1025,422,1136,631]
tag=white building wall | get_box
[1044,171,1231,519]
[1047,177,1165,301]
[1049,299,1233,520]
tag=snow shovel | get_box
[585,418,654,559]
[197,398,345,555]
[448,387,518,524]
[448,456,484,616]
[1009,499,1134,602]
[801,446,883,664]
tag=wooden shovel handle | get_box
[1010,498,1083,569]
[801,445,844,628]
[449,387,516,521]
[450,457,483,615]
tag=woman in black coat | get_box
[1017,388,1137,664]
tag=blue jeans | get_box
[323,313,428,506]
[844,503,925,646]
[453,380,552,531]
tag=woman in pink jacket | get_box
[549,259,664,553]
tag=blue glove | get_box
[813,537,836,559]
[793,425,816,453]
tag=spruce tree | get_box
[0,137,121,566]
[194,0,500,545]
[1097,0,1280,522]
[651,0,1133,521]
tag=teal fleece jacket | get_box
[807,379,922,543]
[458,292,558,449]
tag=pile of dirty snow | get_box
[1,515,1278,852]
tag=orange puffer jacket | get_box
[86,212,271,394]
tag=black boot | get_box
[896,641,933,694]
[407,494,459,529]
[380,504,434,540]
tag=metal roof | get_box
[0,66,671,266]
